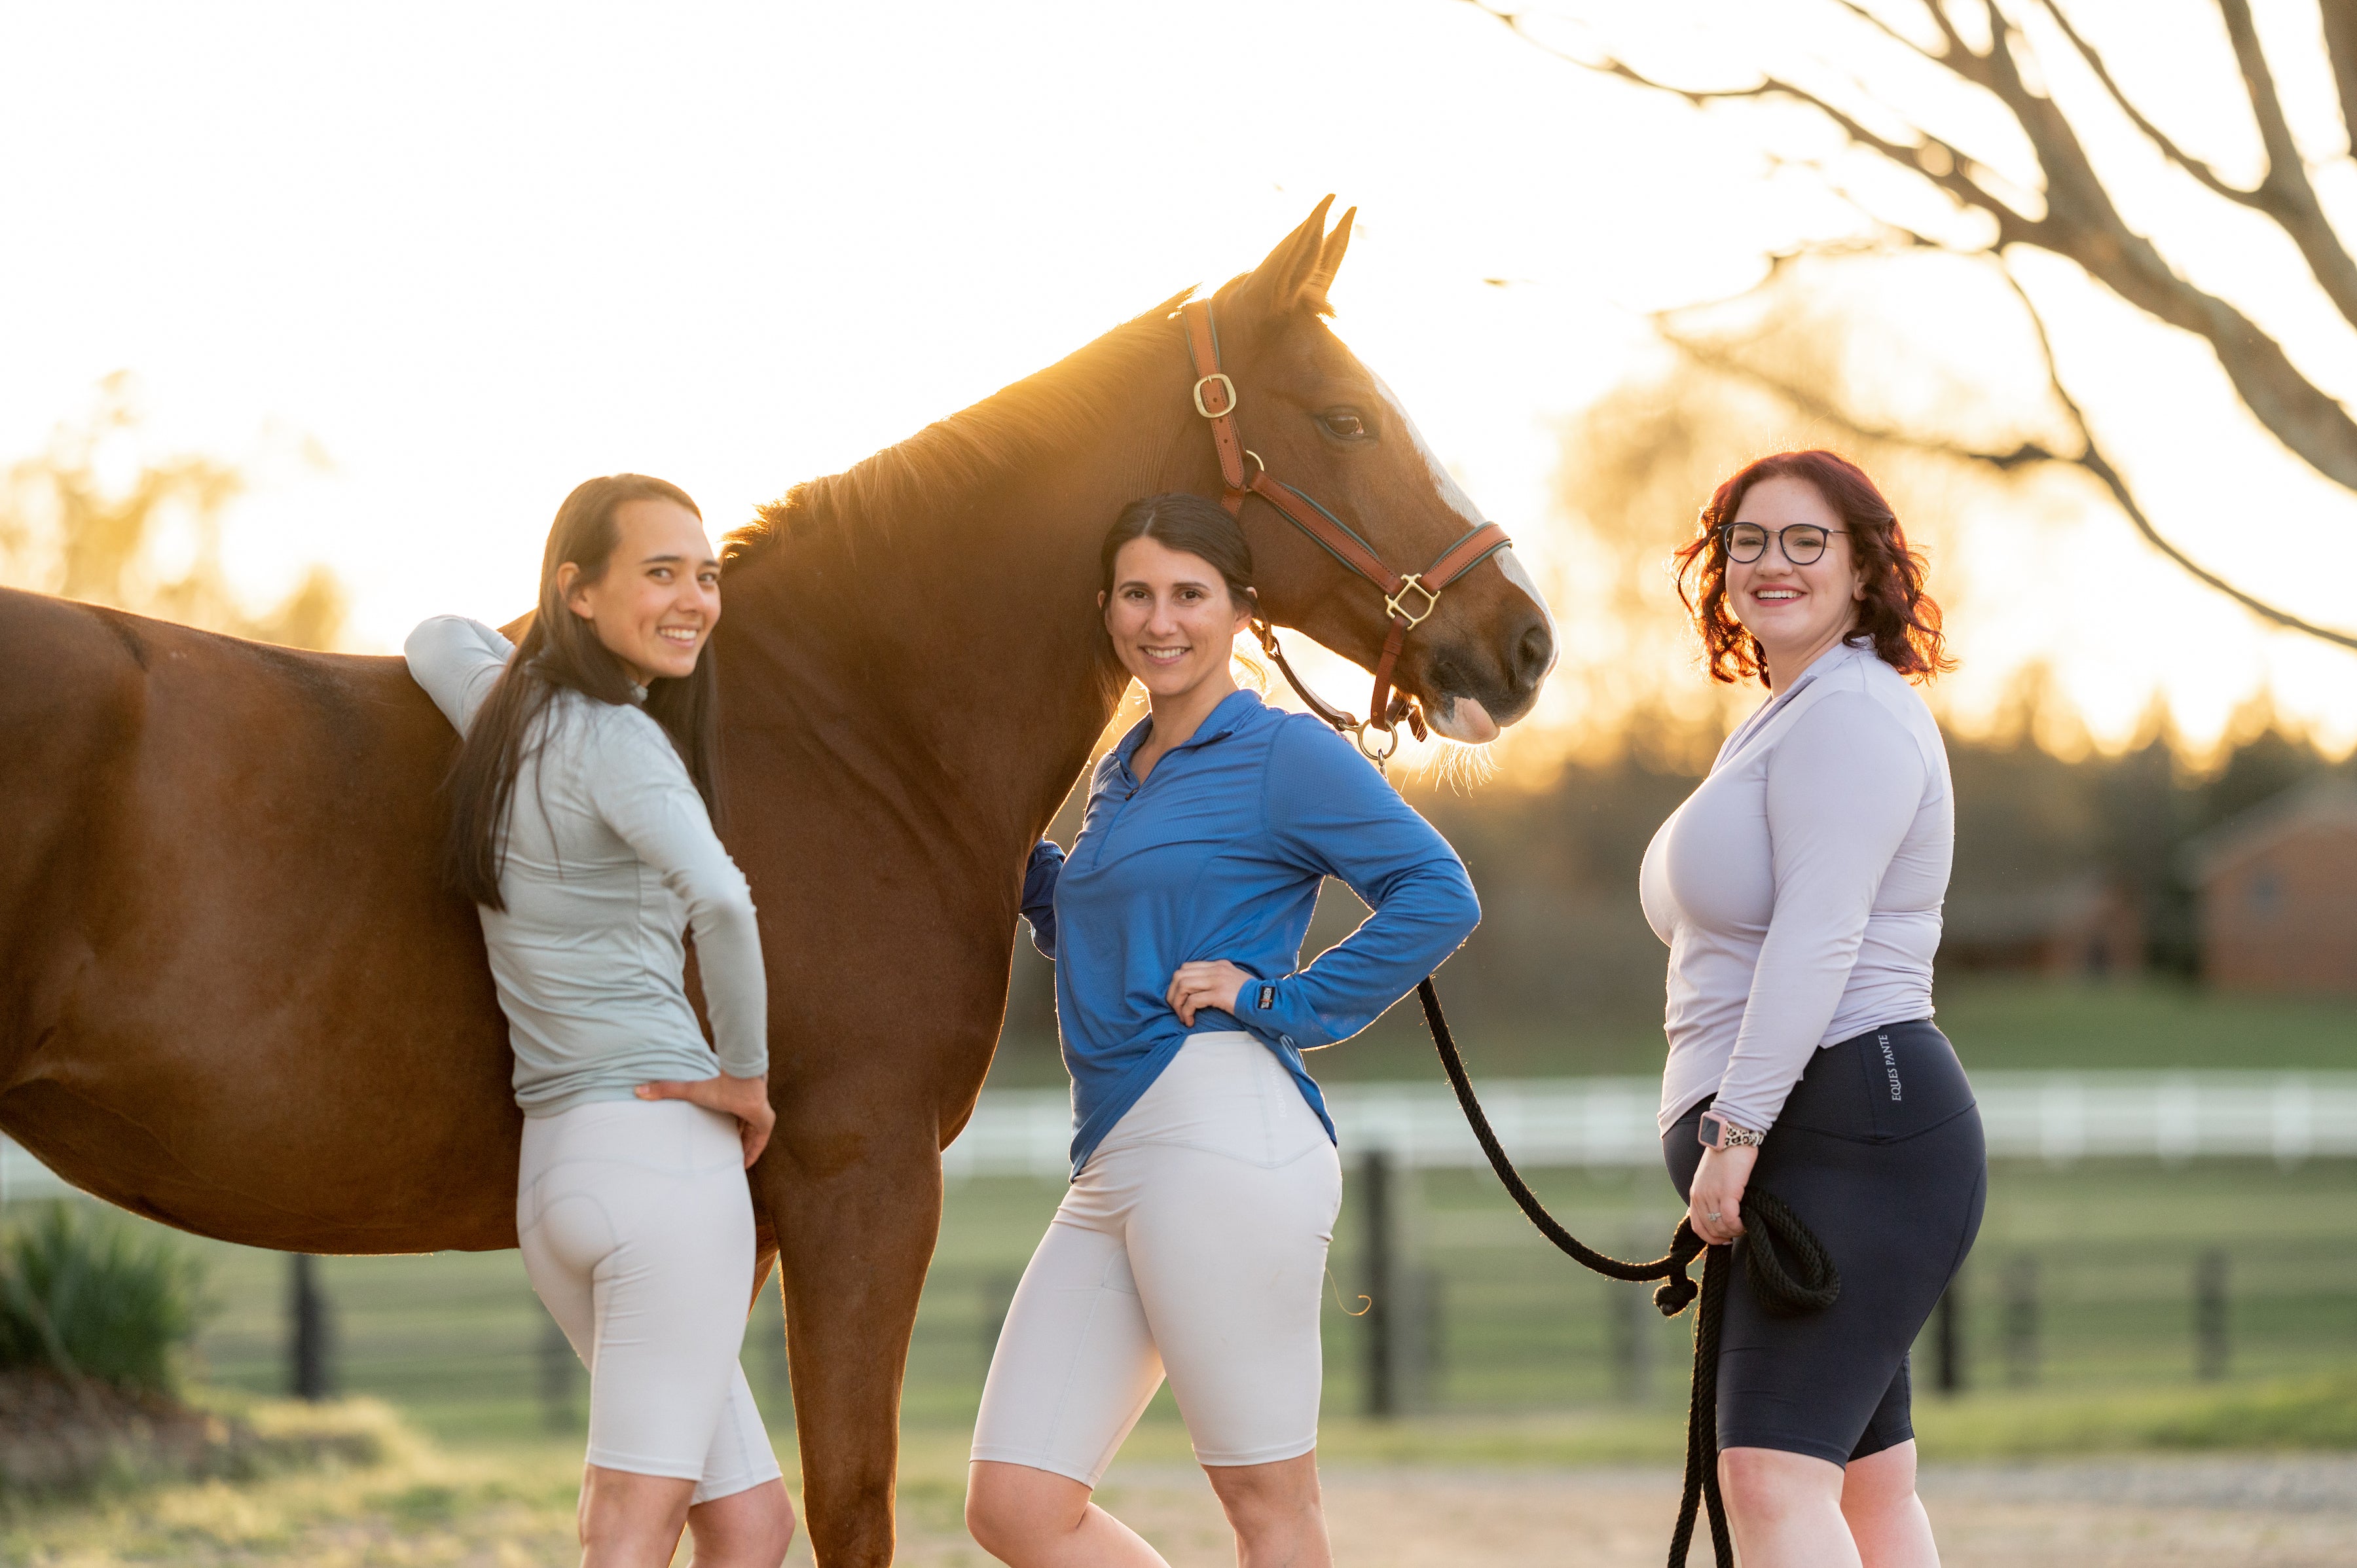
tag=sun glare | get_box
[1,0,2348,766]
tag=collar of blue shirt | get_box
[1111,686,1267,782]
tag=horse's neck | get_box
[730,364,1209,846]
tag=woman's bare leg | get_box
[578,1465,695,1568]
[1203,1451,1331,1568]
[966,1460,1170,1568]
[1719,1446,1861,1568]
[685,1478,797,1568]
[1842,1441,1940,1567]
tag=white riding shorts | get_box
[517,1097,782,1502]
[971,1032,1343,1486]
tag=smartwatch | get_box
[1697,1112,1764,1150]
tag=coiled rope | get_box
[1414,979,1841,1567]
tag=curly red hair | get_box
[1674,449,1953,688]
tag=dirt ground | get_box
[883,1455,2357,1567]
[12,1441,2350,1565]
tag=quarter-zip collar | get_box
[1110,687,1264,790]
[1721,636,1869,763]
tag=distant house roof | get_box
[2183,779,2357,884]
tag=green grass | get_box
[126,1152,2357,1451]
[16,1376,2357,1568]
[988,975,2357,1087]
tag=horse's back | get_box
[0,589,521,1252]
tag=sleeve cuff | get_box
[1240,977,1311,1051]
[1706,1098,1775,1138]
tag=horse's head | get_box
[1199,197,1556,743]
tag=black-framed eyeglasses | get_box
[1717,522,1846,565]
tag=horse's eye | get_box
[1321,411,1369,440]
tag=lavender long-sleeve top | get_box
[1639,638,1954,1135]
[405,616,768,1116]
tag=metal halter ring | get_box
[1192,373,1238,419]
[1384,574,1440,627]
[1355,721,1403,765]
[1241,448,1266,484]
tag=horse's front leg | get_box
[760,1105,948,1568]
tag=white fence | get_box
[7,1072,2356,1200]
[940,1071,2357,1179]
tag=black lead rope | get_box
[1413,978,1841,1568]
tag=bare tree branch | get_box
[1825,0,1950,67]
[1990,259,2357,649]
[1460,3,2039,238]
[1914,0,1977,62]
[1654,259,2357,649]
[2210,0,2357,331]
[2320,0,2357,153]
[2034,0,2264,207]
[1465,0,2357,497]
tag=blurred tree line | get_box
[996,708,2350,1061]
[0,374,344,648]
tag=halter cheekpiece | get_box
[1177,299,1510,763]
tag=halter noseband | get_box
[1178,299,1510,763]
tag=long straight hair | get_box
[441,473,724,909]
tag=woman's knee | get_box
[1840,1440,1920,1518]
[1203,1452,1322,1535]
[1719,1446,1842,1523]
[578,1466,696,1561]
[685,1480,795,1568]
[966,1461,1089,1556]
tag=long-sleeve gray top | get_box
[1639,638,1952,1135]
[405,617,767,1118]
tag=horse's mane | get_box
[723,287,1198,566]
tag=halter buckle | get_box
[1384,574,1440,627]
[1192,373,1239,419]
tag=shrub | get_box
[0,1202,206,1396]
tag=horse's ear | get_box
[1239,196,1344,318]
[1297,206,1354,316]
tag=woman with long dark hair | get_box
[963,493,1481,1568]
[406,474,792,1568]
[1642,450,1979,1567]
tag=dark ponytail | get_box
[441,473,723,909]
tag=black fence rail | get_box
[137,1155,2357,1439]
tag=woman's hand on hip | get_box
[635,1071,776,1168]
[1687,1143,1757,1246]
[1166,960,1253,1027]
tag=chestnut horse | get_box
[0,200,1554,1564]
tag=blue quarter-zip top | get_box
[1026,688,1480,1175]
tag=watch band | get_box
[1699,1111,1765,1150]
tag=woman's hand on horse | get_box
[1688,1143,1757,1246]
[635,1072,776,1167]
[1165,960,1253,1027]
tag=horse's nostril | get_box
[1512,623,1554,691]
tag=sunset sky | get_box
[5,0,2352,769]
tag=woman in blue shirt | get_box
[964,494,1480,1568]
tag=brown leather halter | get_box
[1180,299,1512,763]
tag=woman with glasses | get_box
[1639,450,1981,1568]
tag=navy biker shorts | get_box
[1663,1019,1987,1467]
